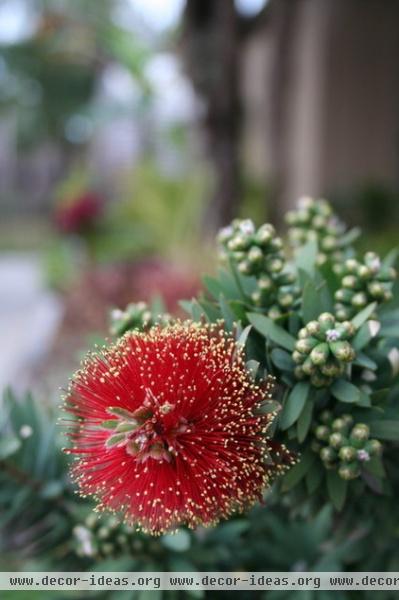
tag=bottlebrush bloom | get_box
[64,322,291,534]
[54,192,102,234]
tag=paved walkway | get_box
[0,253,63,395]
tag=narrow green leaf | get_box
[100,419,119,429]
[369,420,399,441]
[280,382,310,430]
[302,280,323,324]
[202,275,223,300]
[246,359,260,379]
[219,295,235,331]
[294,239,318,277]
[331,379,361,404]
[306,462,324,494]
[0,434,21,459]
[270,348,295,371]
[353,352,377,370]
[327,470,348,511]
[236,325,252,348]
[297,398,314,442]
[351,303,377,329]
[382,247,399,268]
[248,313,296,351]
[338,227,361,248]
[363,457,385,478]
[281,449,315,491]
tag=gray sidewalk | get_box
[0,253,63,395]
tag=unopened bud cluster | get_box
[334,252,396,320]
[218,219,299,319]
[110,302,170,337]
[293,313,357,387]
[311,410,382,480]
[73,514,145,559]
[285,197,349,265]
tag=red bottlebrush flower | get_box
[64,322,290,534]
[54,192,102,234]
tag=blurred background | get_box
[1,0,399,400]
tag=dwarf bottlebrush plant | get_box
[181,196,399,513]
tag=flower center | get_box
[102,391,187,464]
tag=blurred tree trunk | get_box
[182,0,242,233]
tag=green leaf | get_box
[363,457,385,478]
[248,313,296,351]
[351,303,377,329]
[219,295,235,331]
[338,227,361,248]
[246,359,260,379]
[0,434,21,459]
[202,275,223,300]
[353,352,377,370]
[331,379,361,404]
[236,325,252,348]
[270,348,295,371]
[162,530,191,552]
[369,420,399,441]
[352,322,377,351]
[281,449,315,491]
[327,470,348,511]
[302,280,323,324]
[280,382,310,430]
[306,462,324,494]
[382,247,399,268]
[294,239,318,277]
[297,398,314,442]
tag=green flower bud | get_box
[329,432,344,449]
[367,281,385,299]
[268,306,282,320]
[330,340,356,362]
[248,246,263,265]
[321,236,337,251]
[238,260,252,275]
[342,414,354,427]
[335,305,352,321]
[285,211,297,226]
[310,343,330,365]
[351,292,368,308]
[302,356,318,376]
[338,462,360,480]
[266,257,284,273]
[332,418,347,433]
[318,312,336,330]
[270,237,284,251]
[292,350,305,364]
[384,290,393,302]
[364,252,381,271]
[251,291,262,305]
[258,275,273,291]
[319,410,333,424]
[315,425,331,441]
[228,234,248,251]
[366,439,383,457]
[296,337,319,354]
[336,321,356,340]
[320,359,343,377]
[298,327,308,339]
[342,275,358,289]
[277,271,296,285]
[320,446,337,463]
[345,259,359,273]
[357,265,372,279]
[339,446,357,462]
[350,423,370,441]
[310,372,332,388]
[294,366,306,380]
[306,320,322,337]
[278,292,295,308]
[312,215,327,230]
[335,288,355,303]
[256,223,275,245]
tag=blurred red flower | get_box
[54,192,103,234]
[64,322,289,534]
